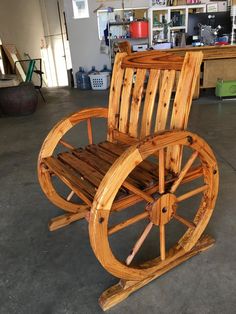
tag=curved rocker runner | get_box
[38,50,219,311]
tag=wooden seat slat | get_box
[59,151,127,200]
[98,141,158,180]
[85,144,153,187]
[95,144,155,183]
[43,157,95,205]
[58,152,103,188]
[73,148,140,188]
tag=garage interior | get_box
[0,1,236,313]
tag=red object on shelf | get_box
[130,21,149,39]
[215,42,229,46]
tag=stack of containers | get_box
[76,65,111,91]
[75,67,91,90]
[89,65,111,90]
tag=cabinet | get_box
[148,4,206,44]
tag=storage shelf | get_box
[109,21,131,26]
[149,4,206,44]
[170,26,186,30]
[153,27,164,31]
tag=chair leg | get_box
[99,234,215,311]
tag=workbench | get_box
[163,45,236,98]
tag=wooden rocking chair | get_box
[38,51,219,310]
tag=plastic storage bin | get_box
[130,20,149,38]
[216,79,236,98]
[89,73,110,90]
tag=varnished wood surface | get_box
[89,130,219,281]
[99,234,215,311]
[167,44,236,60]
[37,50,219,310]
[122,50,184,70]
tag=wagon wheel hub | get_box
[149,193,177,226]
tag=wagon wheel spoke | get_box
[59,139,75,150]
[173,213,196,229]
[159,148,165,194]
[108,211,149,235]
[122,181,154,203]
[87,118,93,144]
[177,185,208,203]
[159,224,166,261]
[66,190,75,201]
[59,118,93,150]
[126,222,153,266]
[170,151,199,194]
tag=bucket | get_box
[130,21,149,39]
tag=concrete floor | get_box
[0,88,236,314]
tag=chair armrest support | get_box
[38,107,108,160]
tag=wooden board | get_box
[99,234,215,311]
[2,44,26,81]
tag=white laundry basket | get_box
[89,73,110,90]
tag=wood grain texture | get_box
[119,68,134,133]
[128,69,146,137]
[99,234,215,311]
[38,108,108,214]
[89,130,219,281]
[122,50,184,70]
[166,51,203,174]
[155,70,175,132]
[140,69,160,138]
[37,50,219,310]
[107,52,126,141]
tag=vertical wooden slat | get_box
[166,52,203,174]
[107,52,127,141]
[128,69,146,138]
[155,70,175,133]
[171,52,203,130]
[140,69,160,139]
[158,70,164,94]
[87,118,93,144]
[119,68,134,133]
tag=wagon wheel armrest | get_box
[38,107,108,163]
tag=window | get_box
[72,0,89,19]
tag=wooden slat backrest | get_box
[119,68,134,133]
[107,52,126,140]
[107,50,203,172]
[166,51,203,173]
[129,69,146,137]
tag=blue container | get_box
[100,65,111,74]
[88,66,99,75]
[76,67,91,90]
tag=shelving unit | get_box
[148,4,206,44]
[97,7,148,66]
[231,5,236,43]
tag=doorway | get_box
[40,0,72,87]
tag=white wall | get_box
[63,0,149,76]
[0,0,45,59]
